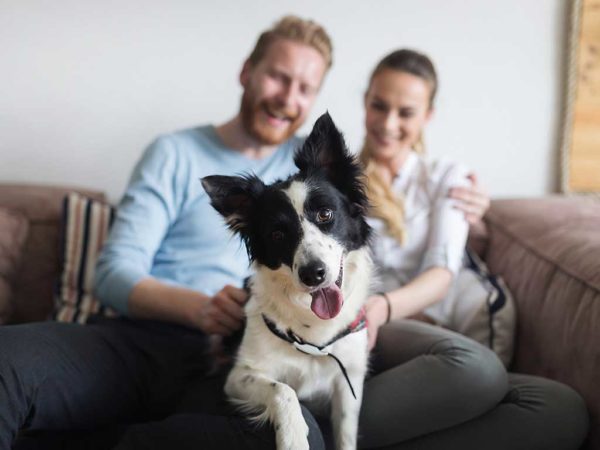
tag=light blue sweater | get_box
[94,125,302,314]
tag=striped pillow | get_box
[54,192,118,323]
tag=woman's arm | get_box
[365,160,471,349]
[365,267,452,349]
[383,267,452,319]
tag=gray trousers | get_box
[2,318,589,450]
[358,320,589,450]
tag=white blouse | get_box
[367,151,470,322]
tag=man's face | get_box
[240,39,327,146]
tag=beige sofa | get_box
[0,184,599,448]
[481,196,600,449]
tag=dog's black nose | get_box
[298,261,327,287]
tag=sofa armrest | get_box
[0,184,107,323]
[484,196,600,448]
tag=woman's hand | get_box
[448,172,490,225]
[365,295,389,351]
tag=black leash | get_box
[261,312,366,399]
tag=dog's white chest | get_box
[279,350,339,399]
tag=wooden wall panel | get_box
[565,0,600,192]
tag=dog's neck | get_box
[246,248,372,345]
[259,308,367,400]
[261,307,367,351]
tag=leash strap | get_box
[261,313,365,399]
[325,352,357,399]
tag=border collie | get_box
[202,112,372,450]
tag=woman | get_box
[356,49,588,449]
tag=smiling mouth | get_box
[373,132,402,144]
[264,106,297,125]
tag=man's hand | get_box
[448,172,490,225]
[365,295,389,351]
[194,285,248,336]
[128,278,249,335]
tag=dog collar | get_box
[261,309,367,399]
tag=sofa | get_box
[1,183,599,448]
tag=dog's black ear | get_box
[295,112,369,214]
[295,112,348,175]
[201,174,264,234]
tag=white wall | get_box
[0,0,567,202]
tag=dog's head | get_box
[202,112,370,320]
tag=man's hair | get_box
[247,15,333,69]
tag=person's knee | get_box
[542,380,589,449]
[0,325,59,378]
[432,334,508,413]
[0,327,33,376]
[506,374,589,450]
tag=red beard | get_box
[240,90,303,146]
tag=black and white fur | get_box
[202,113,372,450]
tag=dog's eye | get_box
[271,230,285,241]
[316,208,333,223]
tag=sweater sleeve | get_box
[420,160,470,276]
[94,136,183,314]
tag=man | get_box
[94,16,333,340]
[3,16,332,450]
[3,16,491,450]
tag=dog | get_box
[202,112,373,450]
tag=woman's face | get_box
[364,69,433,165]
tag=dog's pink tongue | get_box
[310,284,343,320]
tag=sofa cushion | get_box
[441,248,516,367]
[54,193,118,323]
[0,208,29,323]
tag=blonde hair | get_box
[360,49,437,245]
[360,145,407,244]
[248,15,333,69]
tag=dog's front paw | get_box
[274,414,309,450]
[336,438,357,450]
